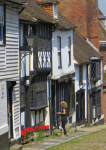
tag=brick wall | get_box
[100,46,106,86]
[58,0,99,49]
[102,91,106,122]
[86,0,99,49]
[41,4,53,18]
[58,0,87,39]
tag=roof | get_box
[57,12,76,30]
[19,0,76,30]
[99,9,104,16]
[19,0,55,23]
[35,0,60,4]
[74,29,103,64]
[99,22,106,41]
[0,0,23,8]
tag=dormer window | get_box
[53,4,58,20]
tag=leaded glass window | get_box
[20,83,25,107]
[69,81,75,112]
[58,82,64,111]
[92,90,101,118]
[79,65,83,85]
[91,61,101,81]
[30,84,34,107]
[35,74,47,108]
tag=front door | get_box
[8,87,13,139]
[76,91,85,125]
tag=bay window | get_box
[90,61,101,81]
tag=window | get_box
[20,83,25,107]
[0,5,4,44]
[57,36,61,67]
[30,74,47,109]
[68,37,71,64]
[35,74,47,108]
[23,24,28,47]
[30,84,34,107]
[79,65,83,85]
[92,90,101,118]
[91,61,101,81]
[58,82,64,111]
[53,4,58,20]
[69,82,75,112]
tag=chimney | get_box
[58,0,99,50]
[36,0,59,19]
[86,0,99,50]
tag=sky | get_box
[98,0,106,15]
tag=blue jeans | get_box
[62,120,67,135]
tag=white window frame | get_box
[53,4,58,20]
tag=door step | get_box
[10,144,22,150]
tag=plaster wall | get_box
[52,29,75,77]
[75,64,87,120]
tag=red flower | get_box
[21,129,25,137]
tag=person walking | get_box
[58,101,67,136]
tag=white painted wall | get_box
[0,6,20,139]
[52,29,75,77]
[75,64,88,120]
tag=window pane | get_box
[58,52,61,66]
[57,37,61,66]
[21,95,24,106]
[91,62,96,78]
[68,51,70,63]
[68,37,71,64]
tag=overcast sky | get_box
[98,0,106,15]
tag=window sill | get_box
[58,66,62,69]
[0,44,5,47]
[30,104,48,111]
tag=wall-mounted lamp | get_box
[26,27,35,47]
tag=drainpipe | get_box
[86,64,88,124]
[55,80,57,126]
[47,73,52,135]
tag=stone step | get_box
[68,127,77,133]
[10,144,22,150]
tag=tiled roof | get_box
[35,0,60,4]
[74,29,103,64]
[99,9,104,16]
[19,0,55,23]
[99,22,106,41]
[8,0,23,4]
[57,12,76,30]
[19,0,76,30]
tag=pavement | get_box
[22,123,106,150]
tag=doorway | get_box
[76,90,85,125]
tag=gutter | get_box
[18,7,25,15]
